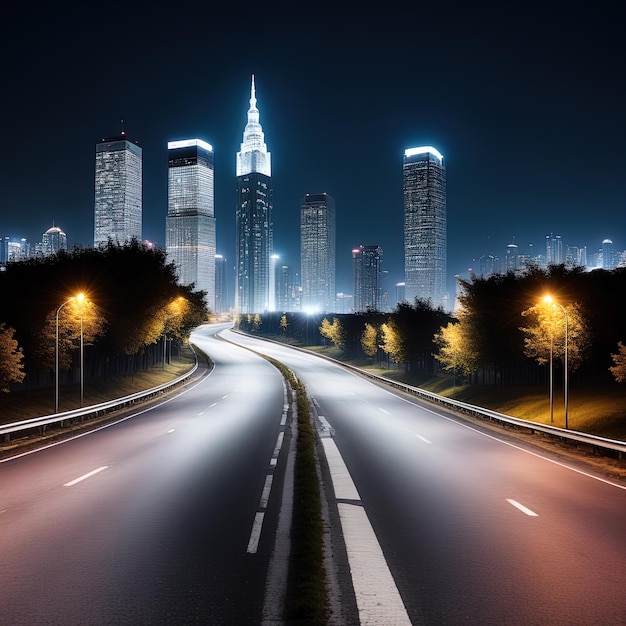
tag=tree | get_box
[37,298,108,371]
[520,301,589,372]
[280,314,288,336]
[434,319,481,376]
[319,317,345,347]
[609,342,626,382]
[360,323,378,357]
[380,320,405,364]
[0,323,26,392]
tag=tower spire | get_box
[236,75,271,177]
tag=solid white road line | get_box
[414,433,432,444]
[63,466,109,487]
[321,438,412,625]
[506,498,538,516]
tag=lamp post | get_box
[544,296,569,429]
[55,293,85,413]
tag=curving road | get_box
[0,324,291,625]
[224,329,626,625]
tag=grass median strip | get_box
[263,356,327,625]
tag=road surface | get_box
[225,329,626,625]
[0,324,291,625]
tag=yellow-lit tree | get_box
[280,314,288,336]
[434,319,481,376]
[0,323,25,392]
[520,300,589,371]
[380,320,404,363]
[320,317,345,347]
[360,322,379,357]
[38,298,108,370]
[609,342,626,382]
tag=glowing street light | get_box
[55,293,85,413]
[543,295,569,429]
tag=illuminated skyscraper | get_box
[94,131,142,246]
[166,139,216,310]
[236,76,273,313]
[352,245,383,312]
[41,225,68,255]
[300,193,336,312]
[403,146,447,307]
[545,233,563,265]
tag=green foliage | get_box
[0,323,25,392]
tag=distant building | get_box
[94,131,142,246]
[395,282,406,306]
[40,225,68,255]
[275,262,301,312]
[214,254,229,314]
[1,237,30,263]
[300,193,336,313]
[545,233,563,265]
[235,75,273,314]
[505,243,519,272]
[166,139,216,311]
[602,239,617,270]
[352,245,383,312]
[403,146,447,307]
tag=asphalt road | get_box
[0,324,290,625]
[225,329,626,626]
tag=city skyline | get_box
[1,4,623,303]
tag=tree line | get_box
[0,240,209,393]
[236,264,626,387]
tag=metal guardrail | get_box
[231,331,626,462]
[1,352,199,443]
[331,357,626,461]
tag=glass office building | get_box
[403,146,447,307]
[94,132,142,246]
[353,244,383,312]
[166,139,216,311]
[300,193,336,313]
[236,76,273,313]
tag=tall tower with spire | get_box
[235,75,273,313]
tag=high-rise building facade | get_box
[545,233,563,265]
[352,245,383,312]
[166,139,216,311]
[214,254,229,314]
[300,193,336,313]
[94,131,142,246]
[236,76,273,313]
[40,225,68,255]
[403,146,447,307]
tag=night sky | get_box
[2,2,624,302]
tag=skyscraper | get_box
[166,139,216,311]
[94,131,142,246]
[545,233,563,265]
[352,245,383,312]
[403,146,447,307]
[300,193,336,313]
[235,76,273,314]
[40,225,68,255]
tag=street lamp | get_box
[55,293,85,413]
[544,295,569,429]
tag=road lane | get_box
[225,330,626,625]
[0,324,289,625]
